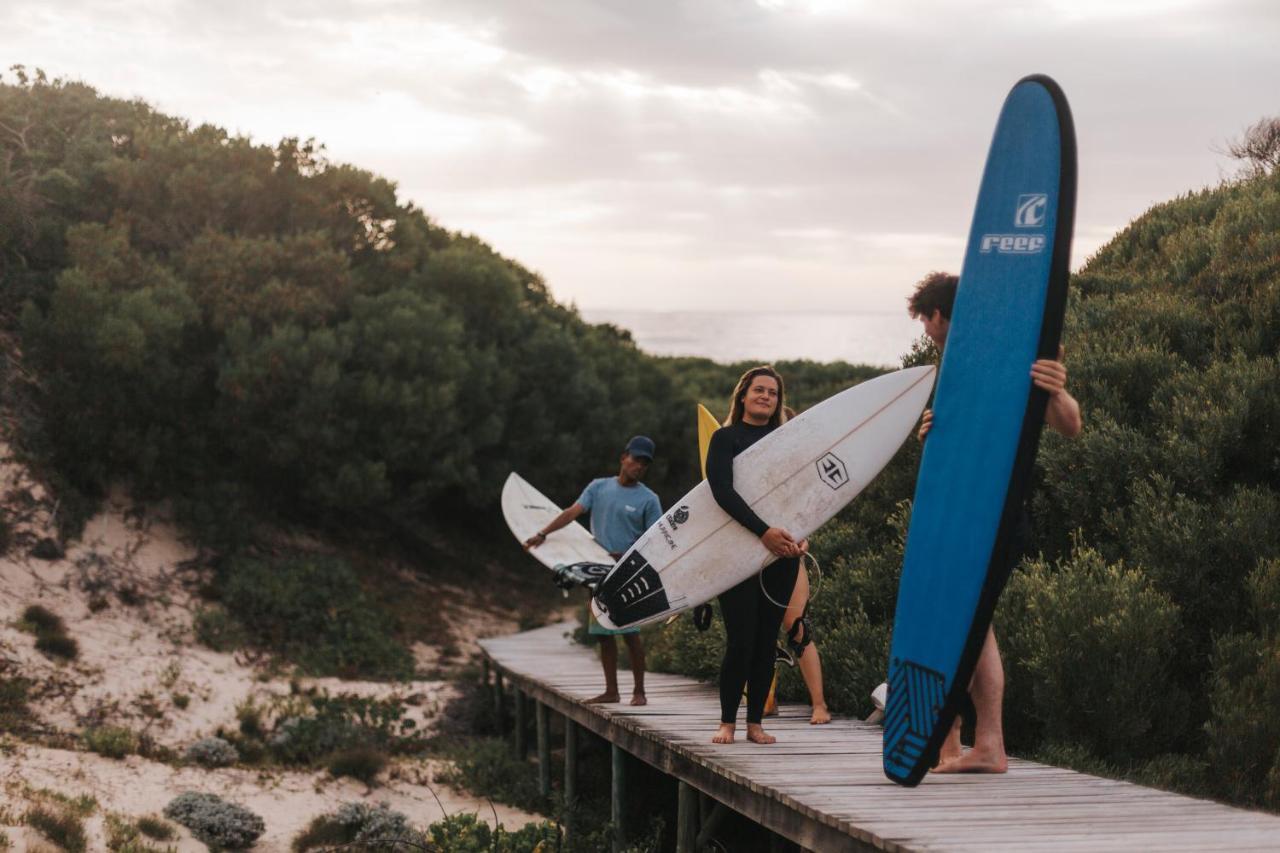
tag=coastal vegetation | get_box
[2,68,1279,817]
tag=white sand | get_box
[0,442,541,851]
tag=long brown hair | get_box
[727,365,787,427]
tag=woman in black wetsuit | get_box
[707,365,804,745]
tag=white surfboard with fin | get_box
[592,366,935,629]
[501,472,613,588]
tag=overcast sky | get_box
[3,0,1276,312]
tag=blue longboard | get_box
[883,75,1076,786]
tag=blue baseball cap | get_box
[624,435,656,461]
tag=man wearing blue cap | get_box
[525,436,662,705]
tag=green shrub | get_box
[268,692,419,766]
[294,801,428,851]
[163,792,265,849]
[0,677,33,732]
[997,545,1184,761]
[437,737,544,813]
[83,725,139,759]
[326,746,388,784]
[135,815,176,841]
[193,606,247,652]
[1204,561,1280,810]
[221,554,413,679]
[20,605,65,635]
[25,805,87,853]
[35,632,79,660]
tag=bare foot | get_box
[712,723,735,744]
[809,704,831,725]
[630,693,648,706]
[587,692,620,704]
[933,749,1008,774]
[745,724,776,744]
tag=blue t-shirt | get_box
[577,477,661,556]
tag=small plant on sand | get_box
[163,792,265,850]
[84,725,139,759]
[193,605,247,652]
[25,805,88,853]
[184,736,239,768]
[19,605,79,661]
[0,676,34,732]
[34,632,79,660]
[171,693,190,710]
[292,801,426,852]
[326,746,388,784]
[135,815,176,840]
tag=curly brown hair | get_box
[906,271,959,320]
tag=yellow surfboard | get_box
[697,403,721,479]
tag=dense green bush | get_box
[267,691,420,767]
[220,553,413,679]
[997,546,1184,760]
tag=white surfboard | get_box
[501,472,613,587]
[592,366,935,629]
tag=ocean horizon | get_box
[580,308,922,368]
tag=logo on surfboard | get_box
[666,505,690,530]
[978,192,1049,255]
[1015,193,1047,227]
[816,453,849,490]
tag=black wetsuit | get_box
[706,421,800,725]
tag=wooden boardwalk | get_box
[480,622,1280,852]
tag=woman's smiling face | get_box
[743,374,779,424]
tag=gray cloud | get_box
[2,0,1277,310]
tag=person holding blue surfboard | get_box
[908,271,1081,773]
[706,366,804,745]
[525,435,661,706]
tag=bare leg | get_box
[936,718,962,767]
[782,568,830,723]
[935,627,1008,773]
[623,633,647,705]
[588,636,621,703]
[745,723,776,744]
[798,645,830,724]
[712,723,735,743]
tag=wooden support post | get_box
[695,801,729,850]
[481,656,490,687]
[536,701,550,798]
[514,689,526,757]
[563,718,578,844]
[492,670,505,734]
[611,743,626,853]
[676,780,699,853]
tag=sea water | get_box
[580,309,922,368]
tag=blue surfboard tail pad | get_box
[883,75,1077,787]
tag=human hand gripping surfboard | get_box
[591,366,936,630]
